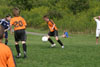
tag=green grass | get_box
[26,27,64,35]
[26,27,48,33]
[6,31,100,67]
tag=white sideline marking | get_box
[26,31,47,36]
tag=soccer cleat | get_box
[62,46,64,48]
[16,53,21,58]
[24,54,27,58]
[23,51,27,58]
[51,44,56,48]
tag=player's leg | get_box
[21,29,27,58]
[48,32,56,47]
[4,32,8,45]
[5,38,8,45]
[48,35,56,47]
[15,41,21,58]
[22,41,27,58]
[62,34,66,38]
[54,30,64,48]
[14,31,21,58]
[96,37,99,44]
[48,35,54,44]
[55,36,64,48]
[96,30,99,44]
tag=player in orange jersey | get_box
[10,7,27,58]
[0,25,16,67]
[43,16,64,48]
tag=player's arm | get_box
[4,24,10,32]
[93,16,99,20]
[52,24,55,30]
[93,16,100,23]
[10,24,13,34]
[93,17,97,20]
[10,19,13,34]
[0,20,2,24]
[50,20,55,30]
[7,48,16,67]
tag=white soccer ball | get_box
[42,36,48,42]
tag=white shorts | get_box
[96,29,100,37]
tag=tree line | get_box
[0,0,100,33]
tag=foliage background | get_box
[0,0,100,33]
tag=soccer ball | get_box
[42,36,48,42]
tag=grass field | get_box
[6,30,100,67]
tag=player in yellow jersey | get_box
[43,16,64,48]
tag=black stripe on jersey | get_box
[49,20,54,24]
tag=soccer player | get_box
[0,14,11,45]
[62,30,69,38]
[43,16,64,48]
[94,16,100,44]
[0,25,16,67]
[10,7,27,58]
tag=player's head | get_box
[5,14,11,21]
[12,7,20,17]
[0,25,4,40]
[64,30,66,32]
[43,15,49,22]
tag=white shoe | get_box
[62,46,64,48]
[16,53,21,58]
[51,44,56,47]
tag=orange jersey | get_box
[47,20,58,32]
[0,43,15,67]
[10,16,27,31]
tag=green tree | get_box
[68,0,89,14]
[10,0,32,10]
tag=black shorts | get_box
[48,30,58,37]
[14,29,26,42]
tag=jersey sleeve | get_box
[0,20,2,24]
[95,19,99,23]
[10,19,14,25]
[7,48,16,67]
[50,20,54,24]
[7,22,10,30]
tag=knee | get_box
[15,42,18,45]
[22,41,26,44]
[96,37,99,39]
[47,36,50,40]
[5,39,8,41]
[55,37,59,41]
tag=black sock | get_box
[57,40,64,46]
[48,38,54,44]
[15,45,20,55]
[23,43,27,52]
[5,39,8,45]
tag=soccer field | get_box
[8,33,100,67]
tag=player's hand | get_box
[4,29,7,32]
[10,31,13,35]
[52,24,55,30]
[51,27,54,30]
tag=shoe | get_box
[16,53,21,58]
[24,51,27,58]
[62,46,64,48]
[51,44,56,48]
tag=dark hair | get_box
[0,25,4,39]
[43,15,49,18]
[12,7,20,17]
[6,14,11,17]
